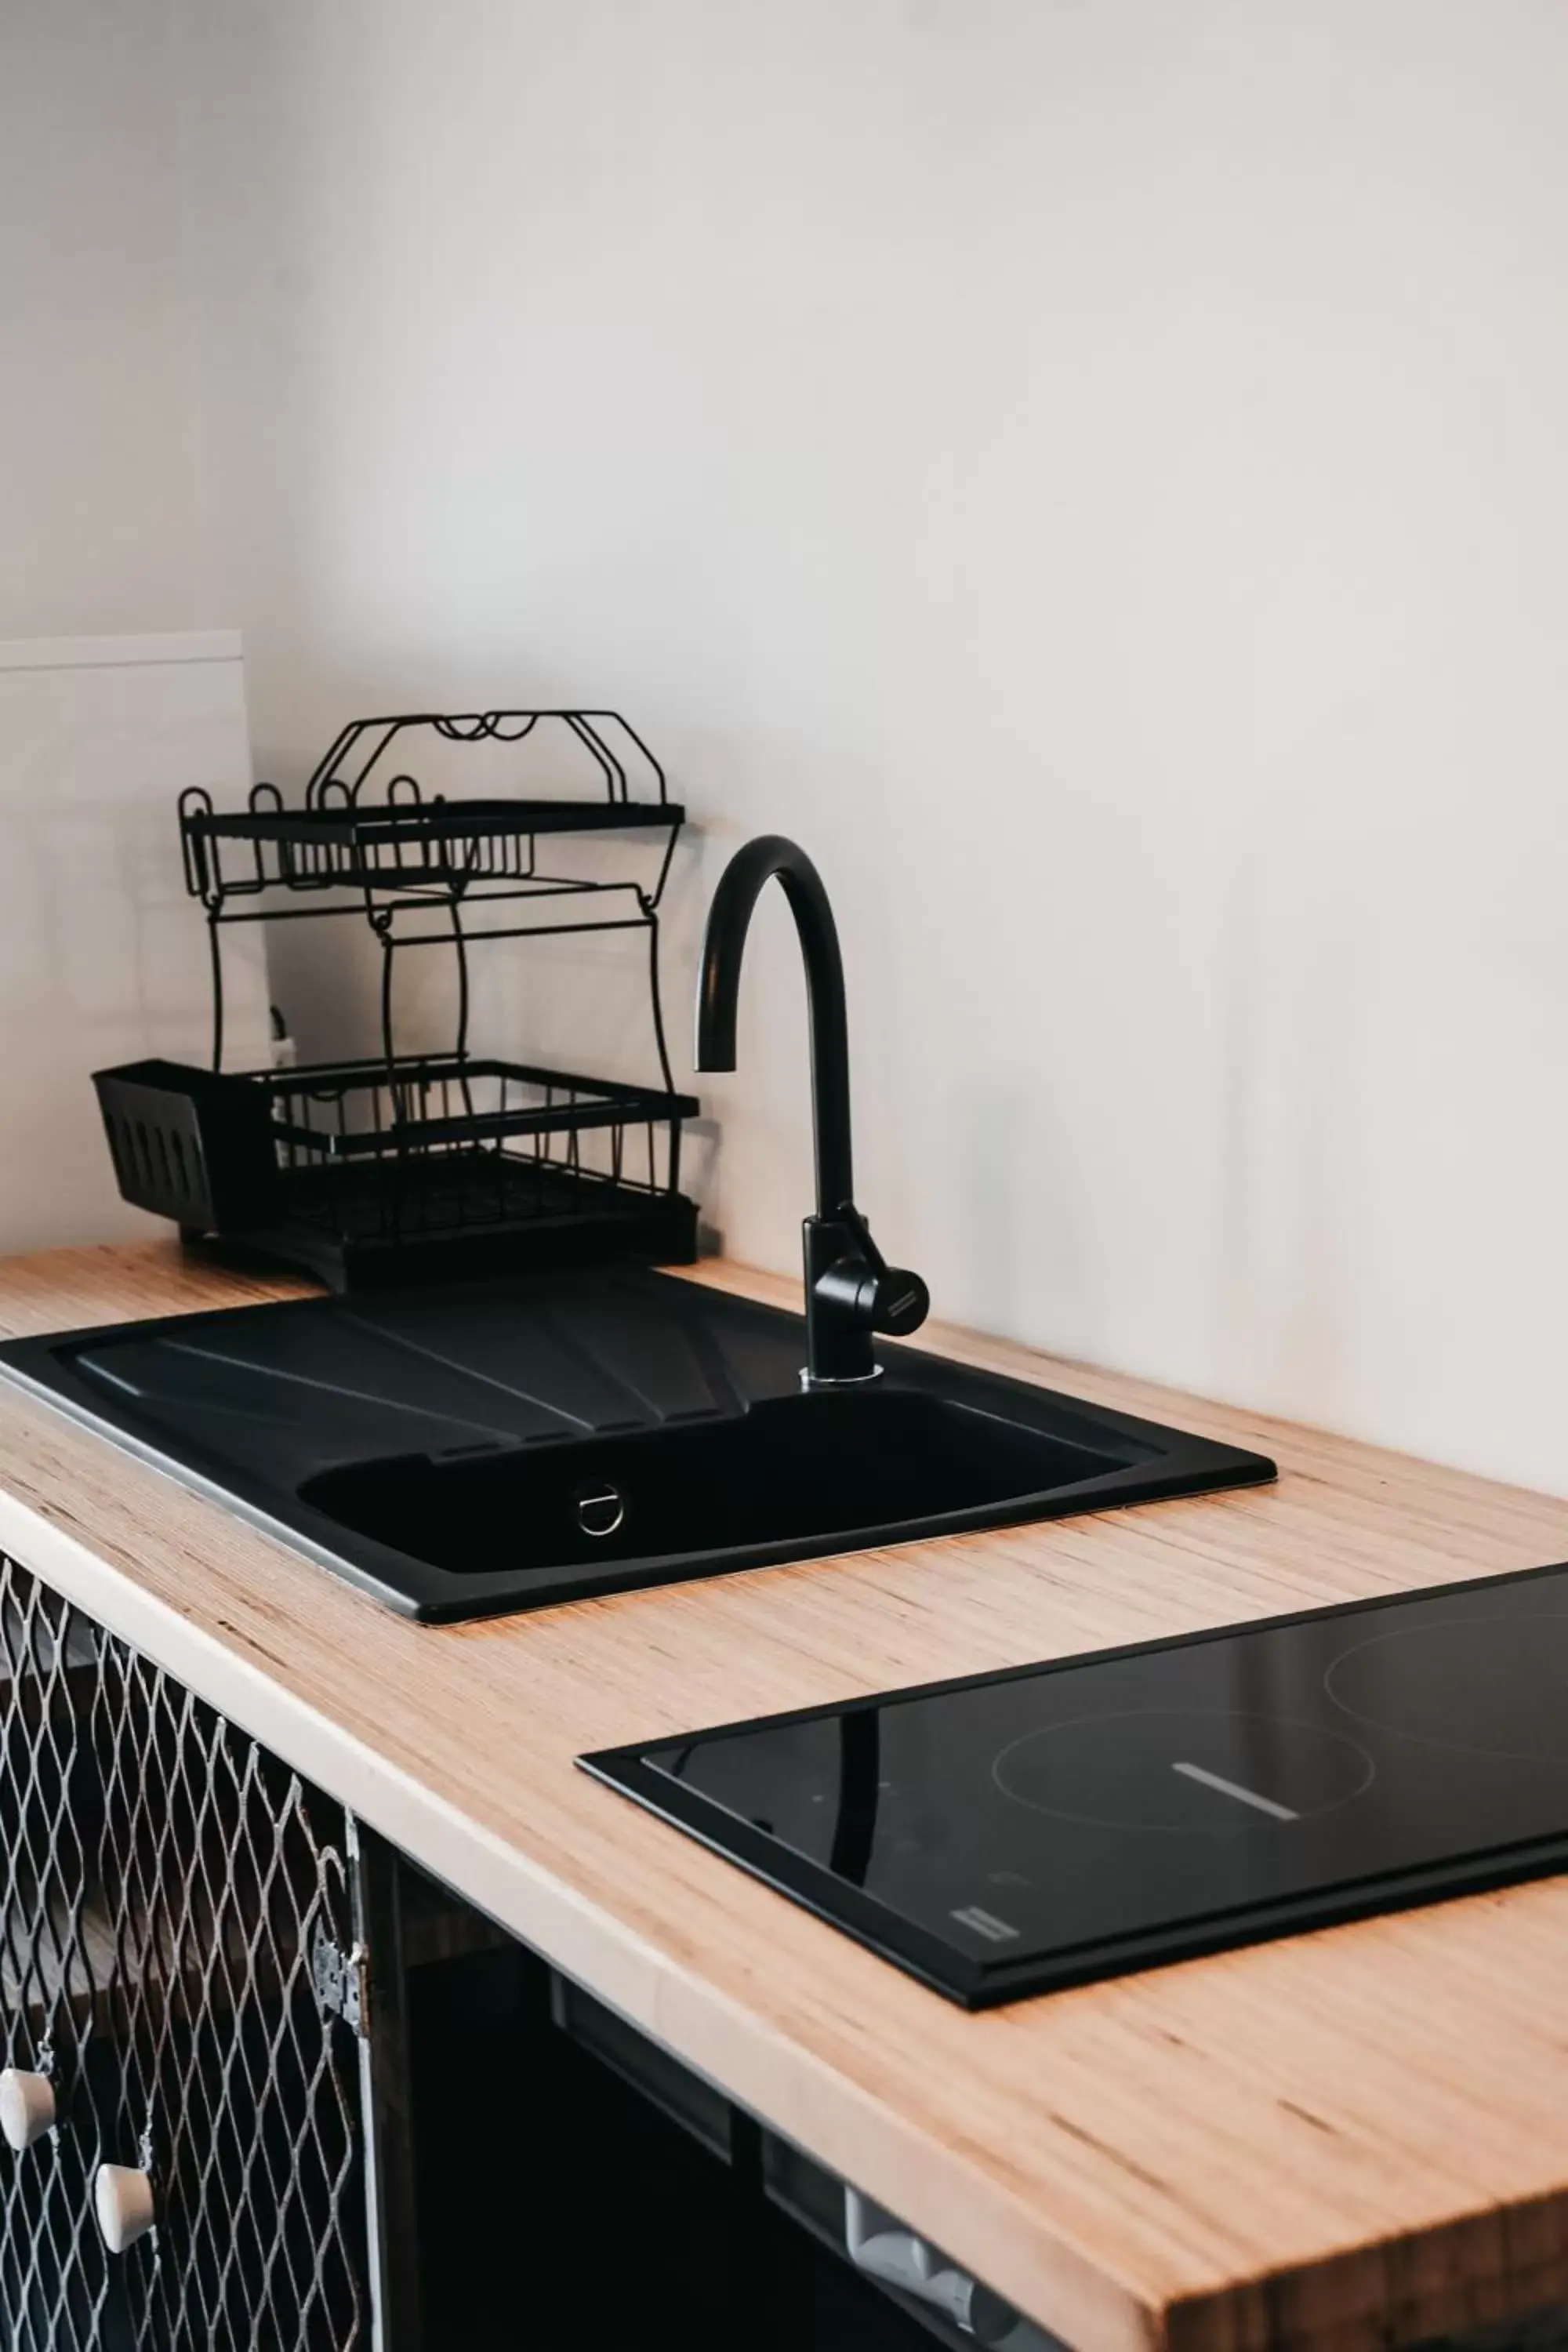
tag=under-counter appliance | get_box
[583,1558,1568,2005]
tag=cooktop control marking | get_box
[949,1906,1021,1943]
[1171,1761,1298,1821]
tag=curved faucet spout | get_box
[695,834,928,1387]
[694,834,852,1218]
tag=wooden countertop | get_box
[2,1241,1568,2352]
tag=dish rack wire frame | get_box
[263,1052,695,1252]
[161,706,699,1264]
[176,709,685,1093]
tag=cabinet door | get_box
[0,1555,119,2347]
[1,1550,378,2351]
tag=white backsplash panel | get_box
[0,631,270,1254]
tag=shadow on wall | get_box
[959,1083,1093,1361]
[1215,696,1568,1492]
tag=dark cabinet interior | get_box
[410,1942,986,2352]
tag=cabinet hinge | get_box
[310,1925,369,2037]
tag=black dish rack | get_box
[95,710,700,1290]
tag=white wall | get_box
[165,0,1568,1492]
[0,4,247,1252]
[0,635,270,1254]
[0,0,207,636]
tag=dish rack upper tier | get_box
[178,709,683,905]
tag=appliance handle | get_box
[844,2185,1058,2347]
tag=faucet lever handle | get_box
[834,1200,887,1275]
[833,1203,930,1340]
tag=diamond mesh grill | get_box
[1,1550,368,2351]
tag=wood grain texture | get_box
[2,1241,1567,2351]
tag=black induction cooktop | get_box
[582,1558,1568,2005]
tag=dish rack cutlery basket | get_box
[93,710,699,1290]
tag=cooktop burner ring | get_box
[991,1707,1377,1834]
[1323,1612,1568,1763]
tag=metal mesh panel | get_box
[0,1561,114,2345]
[1,1551,368,2352]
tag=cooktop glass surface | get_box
[581,1560,1568,2005]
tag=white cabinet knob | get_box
[0,2067,56,2151]
[94,2163,157,2252]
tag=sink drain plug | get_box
[575,1483,626,1540]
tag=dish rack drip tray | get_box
[96,1054,699,1291]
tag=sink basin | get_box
[301,1388,1140,1580]
[0,1268,1274,1619]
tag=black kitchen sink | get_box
[302,1387,1138,1581]
[0,1269,1275,1620]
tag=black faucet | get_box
[694,835,929,1386]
